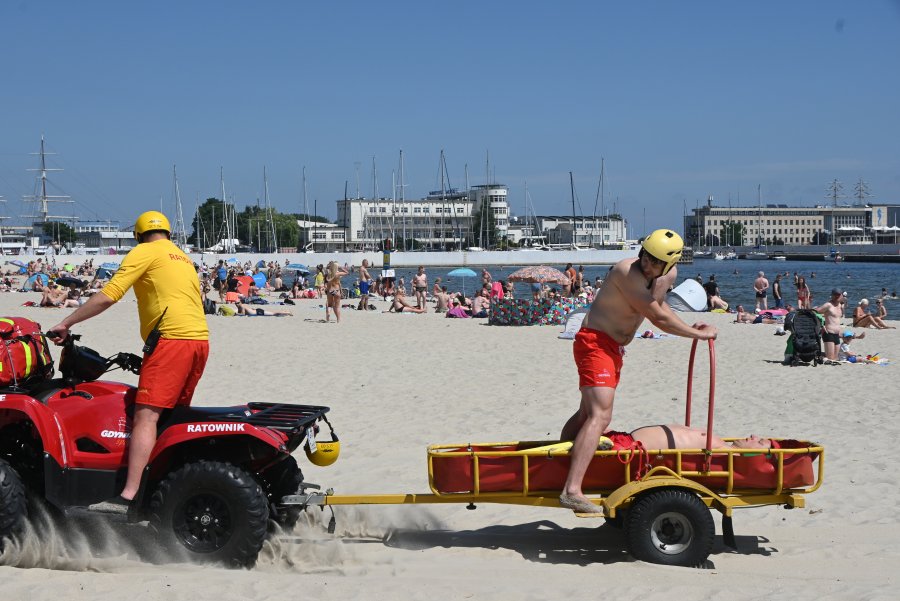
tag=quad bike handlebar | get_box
[47,331,143,381]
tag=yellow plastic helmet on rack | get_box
[640,229,683,275]
[306,431,340,466]
[133,210,171,240]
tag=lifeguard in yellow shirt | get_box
[48,210,209,513]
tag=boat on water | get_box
[772,255,787,261]
[714,250,737,261]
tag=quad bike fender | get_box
[149,422,289,464]
[0,393,68,466]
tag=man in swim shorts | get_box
[412,265,427,310]
[814,289,845,363]
[357,259,372,310]
[754,271,769,311]
[559,229,718,514]
[48,211,209,514]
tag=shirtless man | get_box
[559,229,718,514]
[814,289,845,362]
[754,271,769,311]
[471,289,490,317]
[357,259,372,311]
[412,265,427,310]
[387,288,426,313]
[434,286,450,313]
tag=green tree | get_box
[190,198,329,250]
[43,221,76,244]
[468,203,499,248]
[720,220,744,246]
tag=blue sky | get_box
[1,1,898,237]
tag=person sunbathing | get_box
[387,288,426,313]
[628,423,773,450]
[39,285,70,307]
[235,302,292,316]
[734,305,778,324]
[853,299,894,329]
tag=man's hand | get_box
[46,323,70,344]
[691,322,719,340]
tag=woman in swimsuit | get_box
[796,276,811,309]
[324,261,348,323]
[629,424,771,450]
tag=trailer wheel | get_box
[625,489,714,567]
[149,461,269,567]
[0,458,28,543]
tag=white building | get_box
[538,215,628,248]
[326,184,510,252]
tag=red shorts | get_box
[573,327,625,388]
[136,339,209,409]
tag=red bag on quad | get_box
[0,317,55,386]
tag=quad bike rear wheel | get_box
[262,455,304,530]
[0,458,28,543]
[625,488,715,567]
[149,461,269,567]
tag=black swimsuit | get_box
[631,424,676,449]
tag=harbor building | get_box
[685,201,900,246]
[305,184,511,252]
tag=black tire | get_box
[261,456,304,529]
[625,489,715,567]
[0,458,28,542]
[149,461,269,567]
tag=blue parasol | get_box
[100,262,120,270]
[447,267,477,295]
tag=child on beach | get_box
[838,330,865,362]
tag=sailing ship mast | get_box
[172,165,188,249]
[24,136,74,249]
[569,171,577,250]
[263,166,277,252]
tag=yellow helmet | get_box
[305,430,340,467]
[641,229,683,275]
[133,210,171,239]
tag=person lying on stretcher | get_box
[629,424,773,450]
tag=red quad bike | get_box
[0,332,337,566]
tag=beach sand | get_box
[0,290,898,600]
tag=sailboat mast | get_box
[570,171,577,250]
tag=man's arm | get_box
[47,292,116,341]
[628,275,717,340]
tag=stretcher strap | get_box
[616,441,649,480]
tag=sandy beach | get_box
[1,288,898,600]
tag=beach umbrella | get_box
[507,265,571,286]
[100,262,120,270]
[8,260,27,268]
[447,267,477,295]
[225,257,239,264]
[285,263,310,276]
[56,276,85,288]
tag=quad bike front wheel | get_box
[625,489,715,567]
[0,458,28,544]
[149,461,269,567]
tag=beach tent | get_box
[256,260,267,268]
[252,272,267,289]
[235,275,254,296]
[225,257,239,264]
[100,262,120,270]
[558,307,589,339]
[667,279,707,312]
[21,273,49,290]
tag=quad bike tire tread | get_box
[149,460,269,567]
[0,458,28,540]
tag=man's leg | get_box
[121,404,164,500]
[561,386,614,511]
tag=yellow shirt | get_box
[101,239,208,341]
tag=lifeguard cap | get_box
[641,229,683,275]
[133,211,171,239]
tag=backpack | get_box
[784,309,823,365]
[203,298,217,315]
[0,317,55,386]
